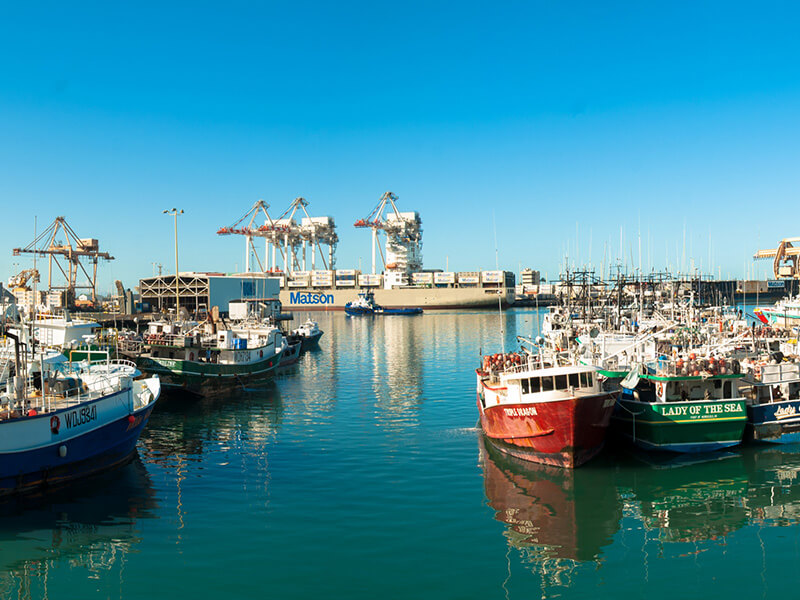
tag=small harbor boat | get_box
[739,355,800,443]
[476,339,618,468]
[344,291,423,316]
[611,354,747,453]
[289,319,324,350]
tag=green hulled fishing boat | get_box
[136,320,284,397]
[611,355,747,453]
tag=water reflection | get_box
[479,435,622,562]
[0,457,156,598]
[744,445,800,526]
[480,434,800,596]
[619,452,750,544]
[139,384,284,462]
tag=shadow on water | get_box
[0,456,157,594]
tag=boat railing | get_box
[744,361,800,384]
[117,338,144,354]
[654,356,741,378]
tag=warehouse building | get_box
[139,272,281,314]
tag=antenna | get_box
[493,211,504,355]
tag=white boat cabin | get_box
[637,376,740,404]
[739,362,800,405]
[484,366,601,408]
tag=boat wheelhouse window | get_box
[724,381,732,398]
[541,376,554,392]
[569,373,580,388]
[522,378,529,394]
[579,372,588,387]
[555,374,568,390]
[530,377,541,393]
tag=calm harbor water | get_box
[1,307,798,599]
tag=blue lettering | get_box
[288,292,335,305]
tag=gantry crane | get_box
[754,237,800,279]
[276,197,338,271]
[12,216,114,307]
[219,198,337,275]
[217,200,289,273]
[354,191,422,274]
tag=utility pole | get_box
[163,208,183,313]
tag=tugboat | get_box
[344,291,423,316]
[476,337,618,468]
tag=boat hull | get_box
[298,331,323,350]
[746,399,800,444]
[0,392,155,496]
[279,341,301,367]
[477,391,617,468]
[136,351,281,396]
[611,398,747,453]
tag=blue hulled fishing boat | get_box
[740,357,800,443]
[0,284,161,495]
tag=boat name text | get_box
[504,407,538,417]
[660,403,743,418]
[775,405,798,420]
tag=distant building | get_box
[521,269,541,287]
[139,272,281,314]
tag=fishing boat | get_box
[344,291,423,316]
[754,296,800,329]
[136,320,284,396]
[611,354,747,453]
[476,339,618,468]
[739,356,800,443]
[0,285,161,495]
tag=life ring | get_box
[50,415,60,435]
[259,350,263,358]
[189,352,194,361]
[656,382,664,397]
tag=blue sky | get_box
[1,1,798,292]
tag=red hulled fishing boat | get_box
[476,341,617,468]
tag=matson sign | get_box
[289,292,335,305]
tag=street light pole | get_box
[163,208,184,314]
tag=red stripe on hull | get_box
[477,392,617,468]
